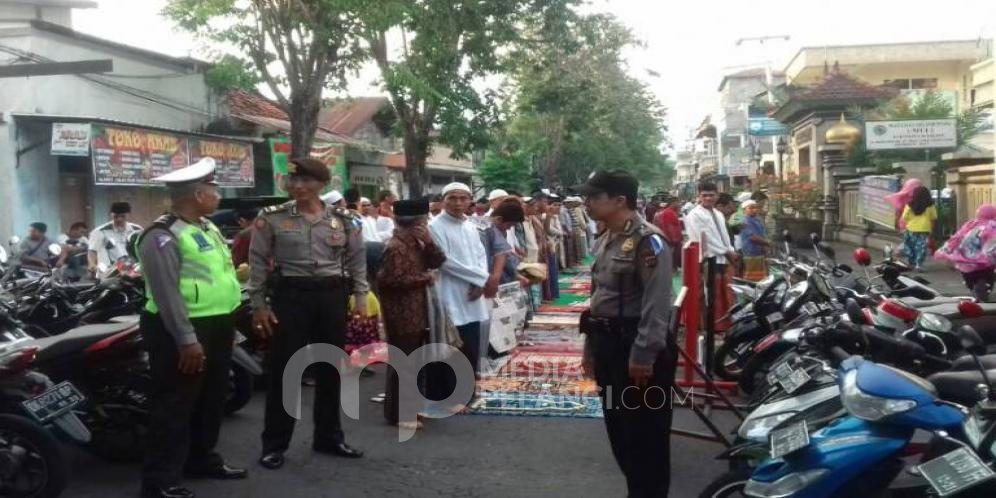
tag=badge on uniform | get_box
[191,232,213,252]
[621,237,636,253]
[280,220,296,230]
[330,218,342,231]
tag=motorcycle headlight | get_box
[745,469,829,497]
[739,412,797,441]
[840,370,916,421]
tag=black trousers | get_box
[590,327,678,498]
[141,312,234,489]
[426,321,480,402]
[262,285,348,453]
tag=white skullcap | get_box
[742,200,758,208]
[321,190,344,204]
[487,188,509,201]
[360,197,371,204]
[735,191,753,203]
[442,182,472,196]
[565,196,582,203]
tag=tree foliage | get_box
[497,14,669,188]
[478,150,536,193]
[164,0,365,155]
[355,0,578,197]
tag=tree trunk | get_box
[288,89,321,157]
[403,128,429,198]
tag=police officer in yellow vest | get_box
[137,158,247,498]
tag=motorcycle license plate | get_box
[769,421,809,459]
[916,447,995,497]
[778,368,811,394]
[766,311,784,325]
[22,381,85,424]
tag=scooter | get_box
[740,325,996,498]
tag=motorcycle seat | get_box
[951,354,996,371]
[899,296,974,308]
[927,369,996,407]
[29,321,138,364]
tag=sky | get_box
[72,0,996,150]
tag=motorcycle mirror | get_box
[0,245,6,264]
[781,230,792,243]
[47,243,62,257]
[817,242,836,260]
[845,298,866,324]
[956,325,986,355]
[958,300,985,318]
[853,248,872,267]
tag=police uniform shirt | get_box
[89,221,143,266]
[247,201,368,309]
[590,212,673,365]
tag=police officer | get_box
[249,157,367,470]
[88,201,143,275]
[574,170,677,498]
[137,158,247,498]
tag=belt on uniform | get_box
[580,312,640,334]
[275,276,350,291]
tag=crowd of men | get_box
[9,153,769,498]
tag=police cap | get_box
[571,170,639,200]
[287,157,330,182]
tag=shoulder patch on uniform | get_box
[152,214,178,228]
[334,206,356,219]
[154,233,174,249]
[648,234,665,256]
[262,202,292,215]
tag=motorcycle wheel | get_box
[224,366,254,416]
[698,469,751,498]
[713,340,743,381]
[0,414,69,498]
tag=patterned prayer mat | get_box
[468,392,602,418]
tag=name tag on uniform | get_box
[191,232,213,252]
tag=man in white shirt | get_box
[88,202,143,275]
[359,197,384,243]
[683,182,737,265]
[429,182,491,403]
[375,190,397,242]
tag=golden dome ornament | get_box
[825,113,861,147]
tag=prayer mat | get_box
[467,392,602,418]
[516,340,584,354]
[498,351,584,377]
[521,327,581,342]
[477,378,598,398]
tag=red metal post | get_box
[681,241,700,385]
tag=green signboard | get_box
[268,138,348,196]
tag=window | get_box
[883,79,910,90]
[912,78,938,89]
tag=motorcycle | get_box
[0,311,91,497]
[737,325,996,498]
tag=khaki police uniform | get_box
[584,212,677,498]
[248,200,367,455]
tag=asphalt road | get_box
[65,364,737,498]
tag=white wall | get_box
[0,25,217,239]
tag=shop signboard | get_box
[859,175,901,229]
[189,138,254,187]
[51,123,91,156]
[865,119,957,151]
[90,124,254,187]
[269,138,349,196]
[747,104,788,136]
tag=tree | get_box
[498,14,669,187]
[478,150,535,193]
[356,0,578,197]
[164,0,364,155]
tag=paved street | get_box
[66,365,736,498]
